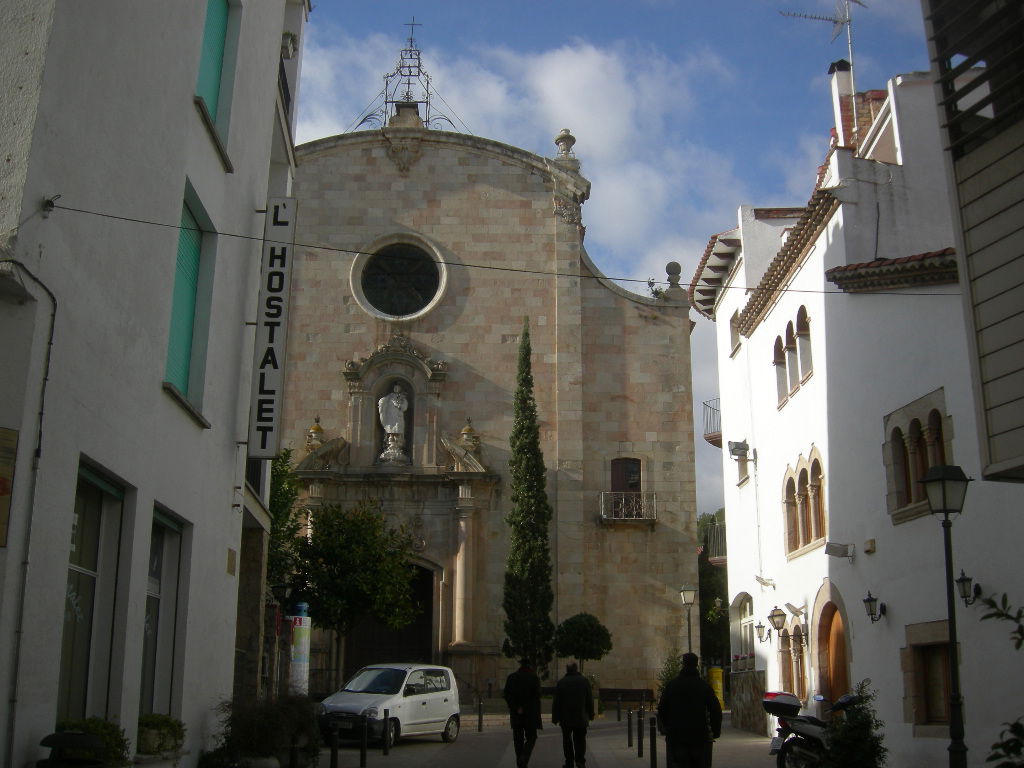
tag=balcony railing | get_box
[705,520,727,567]
[600,492,657,523]
[703,398,722,448]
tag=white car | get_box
[318,663,460,746]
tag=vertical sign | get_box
[248,198,296,458]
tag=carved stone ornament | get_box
[386,137,423,175]
[553,196,582,226]
[343,332,448,383]
[296,437,350,471]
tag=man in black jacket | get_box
[657,653,723,768]
[504,659,542,768]
[552,662,594,768]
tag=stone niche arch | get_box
[342,332,449,468]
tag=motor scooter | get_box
[762,690,861,767]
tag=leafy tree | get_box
[553,613,613,671]
[267,449,302,590]
[698,509,729,664]
[981,593,1024,766]
[821,679,887,768]
[295,502,416,683]
[502,318,555,677]
[656,647,683,700]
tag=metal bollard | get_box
[328,721,339,768]
[360,715,368,768]
[649,715,657,768]
[637,704,645,757]
[478,697,484,732]
[617,695,622,722]
[382,708,390,755]
[627,709,633,748]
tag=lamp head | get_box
[679,585,697,606]
[768,606,787,631]
[919,465,971,517]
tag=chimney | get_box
[829,59,855,147]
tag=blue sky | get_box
[295,0,931,516]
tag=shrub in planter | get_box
[137,713,186,754]
[55,718,131,767]
[219,695,321,767]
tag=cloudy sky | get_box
[294,0,931,517]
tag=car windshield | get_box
[342,668,406,695]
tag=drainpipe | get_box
[1,259,57,768]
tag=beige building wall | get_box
[282,120,697,693]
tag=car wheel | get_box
[384,719,399,748]
[442,715,459,743]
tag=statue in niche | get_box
[377,383,410,464]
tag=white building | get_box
[0,1,308,765]
[690,61,1024,765]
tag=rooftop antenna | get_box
[349,18,469,133]
[781,0,867,147]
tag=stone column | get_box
[452,486,475,644]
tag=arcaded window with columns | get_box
[883,390,955,523]
[783,449,826,556]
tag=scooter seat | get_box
[803,716,829,728]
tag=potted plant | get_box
[137,713,186,755]
[54,718,131,766]
[211,695,320,767]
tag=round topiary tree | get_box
[553,612,613,672]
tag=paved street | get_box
[317,711,773,768]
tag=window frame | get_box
[883,390,954,524]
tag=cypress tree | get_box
[502,318,555,676]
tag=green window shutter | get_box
[166,204,202,393]
[196,0,229,121]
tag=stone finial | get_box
[457,418,481,453]
[666,261,682,288]
[305,416,324,453]
[554,128,576,157]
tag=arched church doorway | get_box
[344,564,434,677]
[818,602,849,701]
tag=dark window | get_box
[611,458,641,492]
[361,244,440,317]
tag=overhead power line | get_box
[49,202,960,298]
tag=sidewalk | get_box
[317,709,774,767]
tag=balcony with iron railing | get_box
[703,398,722,448]
[599,492,657,524]
[705,520,727,567]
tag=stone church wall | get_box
[281,126,698,692]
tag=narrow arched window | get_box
[798,469,811,548]
[909,419,928,501]
[796,306,813,379]
[810,459,825,541]
[928,409,946,467]
[891,427,911,507]
[775,337,788,405]
[780,630,794,693]
[786,322,800,393]
[785,478,799,553]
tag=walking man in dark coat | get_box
[551,662,594,768]
[504,659,542,768]
[657,652,723,768]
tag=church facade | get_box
[280,104,698,696]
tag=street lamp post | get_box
[680,585,697,653]
[920,464,972,768]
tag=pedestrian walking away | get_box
[504,659,542,768]
[552,662,595,768]
[657,652,723,768]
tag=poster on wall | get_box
[0,427,18,547]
